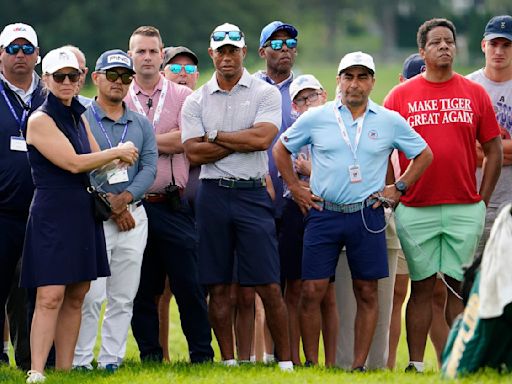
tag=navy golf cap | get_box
[483,15,512,41]
[259,21,298,48]
[95,49,135,73]
[402,53,425,79]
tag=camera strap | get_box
[170,154,177,186]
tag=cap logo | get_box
[13,26,27,32]
[107,54,130,65]
[501,22,506,30]
[59,51,70,61]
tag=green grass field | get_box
[2,299,510,383]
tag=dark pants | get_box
[0,214,31,370]
[131,201,213,363]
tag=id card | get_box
[10,136,27,152]
[107,168,129,184]
[348,164,362,183]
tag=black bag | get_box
[88,186,112,221]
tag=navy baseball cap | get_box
[484,15,512,41]
[95,49,135,73]
[259,21,298,48]
[402,53,425,79]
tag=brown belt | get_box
[144,193,168,203]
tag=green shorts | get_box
[395,202,485,281]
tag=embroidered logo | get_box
[368,130,378,139]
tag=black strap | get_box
[170,154,176,186]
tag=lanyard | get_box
[0,81,31,136]
[91,106,128,149]
[129,78,168,131]
[333,97,366,162]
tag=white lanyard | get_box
[129,77,168,131]
[333,97,366,162]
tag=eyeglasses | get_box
[4,43,36,55]
[98,70,133,85]
[167,64,197,74]
[293,91,323,107]
[211,31,244,42]
[263,38,298,50]
[52,71,81,83]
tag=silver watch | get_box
[207,130,218,143]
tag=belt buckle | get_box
[219,178,235,188]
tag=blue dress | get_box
[20,92,110,288]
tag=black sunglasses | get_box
[52,71,81,83]
[98,69,133,85]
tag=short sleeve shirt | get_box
[384,73,500,206]
[181,69,281,180]
[281,99,426,204]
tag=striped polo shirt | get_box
[181,69,281,180]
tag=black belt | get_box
[209,178,266,189]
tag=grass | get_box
[2,299,511,383]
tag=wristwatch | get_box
[394,180,407,195]
[207,130,218,143]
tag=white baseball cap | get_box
[0,23,38,47]
[42,48,79,74]
[210,23,245,50]
[337,51,375,75]
[289,74,323,101]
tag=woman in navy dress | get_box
[21,47,138,383]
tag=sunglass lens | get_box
[270,40,284,50]
[286,39,297,48]
[212,31,227,41]
[184,65,197,74]
[67,72,80,82]
[52,73,66,83]
[105,71,119,82]
[169,64,182,74]
[227,31,242,41]
[120,73,133,84]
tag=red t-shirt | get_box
[384,73,500,207]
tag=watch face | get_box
[395,181,406,192]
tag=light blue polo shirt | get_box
[280,99,427,204]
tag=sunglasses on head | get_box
[4,43,36,55]
[263,38,297,50]
[167,64,197,74]
[98,69,133,85]
[211,31,244,42]
[52,71,81,83]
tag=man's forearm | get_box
[399,146,433,187]
[480,137,503,205]
[157,131,184,154]
[184,138,233,165]
[214,124,277,153]
[272,141,300,190]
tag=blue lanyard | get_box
[0,81,31,136]
[91,106,128,149]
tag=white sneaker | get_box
[26,370,46,383]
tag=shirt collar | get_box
[0,72,39,103]
[207,68,252,94]
[255,70,294,88]
[131,74,164,97]
[91,99,133,124]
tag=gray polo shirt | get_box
[85,100,158,201]
[181,68,281,180]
